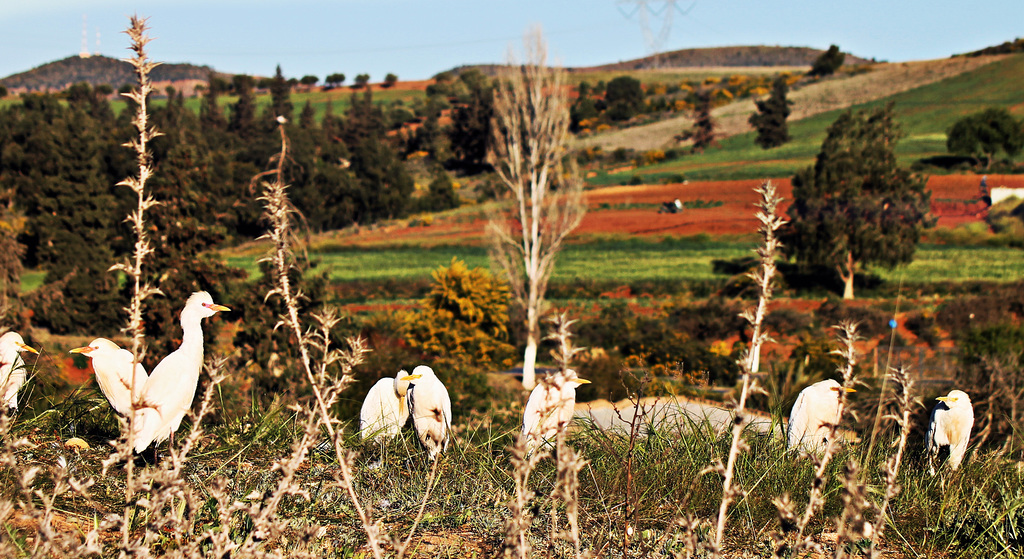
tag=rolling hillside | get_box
[574,54,1010,154]
[0,55,223,93]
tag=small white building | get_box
[990,187,1024,206]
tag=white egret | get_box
[787,379,856,453]
[522,369,590,454]
[0,332,39,411]
[359,371,418,441]
[926,389,974,474]
[70,338,148,416]
[406,365,452,460]
[132,291,229,453]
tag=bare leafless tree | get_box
[488,27,586,390]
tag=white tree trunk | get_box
[522,337,538,390]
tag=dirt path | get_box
[573,55,1008,152]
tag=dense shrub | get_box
[666,297,746,341]
[814,299,891,339]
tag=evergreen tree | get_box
[228,74,257,138]
[448,77,494,170]
[298,100,316,129]
[946,108,1024,169]
[417,166,460,212]
[142,104,246,357]
[809,45,846,77]
[3,90,126,333]
[200,73,227,129]
[749,75,792,149]
[782,103,931,299]
[268,65,294,120]
[686,89,717,153]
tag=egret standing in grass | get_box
[70,338,148,417]
[406,365,452,460]
[359,370,418,441]
[927,389,974,474]
[0,332,39,412]
[522,369,589,454]
[787,379,856,453]
[132,291,229,453]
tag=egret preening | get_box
[787,379,856,453]
[406,365,452,460]
[0,332,39,411]
[522,369,589,454]
[131,292,229,453]
[926,389,974,474]
[359,371,418,441]
[70,338,148,416]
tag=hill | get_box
[578,45,873,71]
[444,45,873,77]
[573,55,1008,153]
[0,55,223,94]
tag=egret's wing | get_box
[522,385,545,436]
[787,389,810,448]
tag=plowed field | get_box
[340,174,1012,246]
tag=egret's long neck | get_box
[180,313,205,362]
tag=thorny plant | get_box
[773,321,860,558]
[108,15,164,502]
[711,180,785,556]
[866,365,914,558]
[503,312,589,559]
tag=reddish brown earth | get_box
[342,173,1001,246]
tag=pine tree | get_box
[228,74,257,138]
[782,103,931,299]
[268,65,294,121]
[749,75,792,149]
[688,89,717,153]
[200,73,227,129]
[3,90,126,333]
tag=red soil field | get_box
[341,174,1000,245]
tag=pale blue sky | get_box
[2,1,1022,82]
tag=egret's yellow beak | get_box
[575,378,591,385]
[204,303,231,312]
[830,386,856,393]
[936,396,953,402]
[400,374,422,381]
[17,343,38,355]
[69,346,93,354]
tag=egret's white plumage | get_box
[0,332,39,411]
[406,365,452,459]
[70,338,148,416]
[787,379,855,453]
[131,292,229,453]
[522,369,589,454]
[926,389,974,474]
[359,371,416,441]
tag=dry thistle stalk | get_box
[711,180,785,555]
[789,321,860,555]
[547,312,588,558]
[867,365,914,558]
[256,119,385,558]
[107,14,163,496]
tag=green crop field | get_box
[219,239,1024,294]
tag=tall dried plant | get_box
[784,321,860,557]
[488,27,586,390]
[107,15,163,497]
[711,180,785,555]
[867,365,914,558]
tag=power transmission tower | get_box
[617,0,695,68]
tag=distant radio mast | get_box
[80,14,91,58]
[95,28,101,56]
[616,0,695,68]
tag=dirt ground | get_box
[340,174,995,246]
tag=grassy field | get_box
[218,238,1024,292]
[586,53,1024,184]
